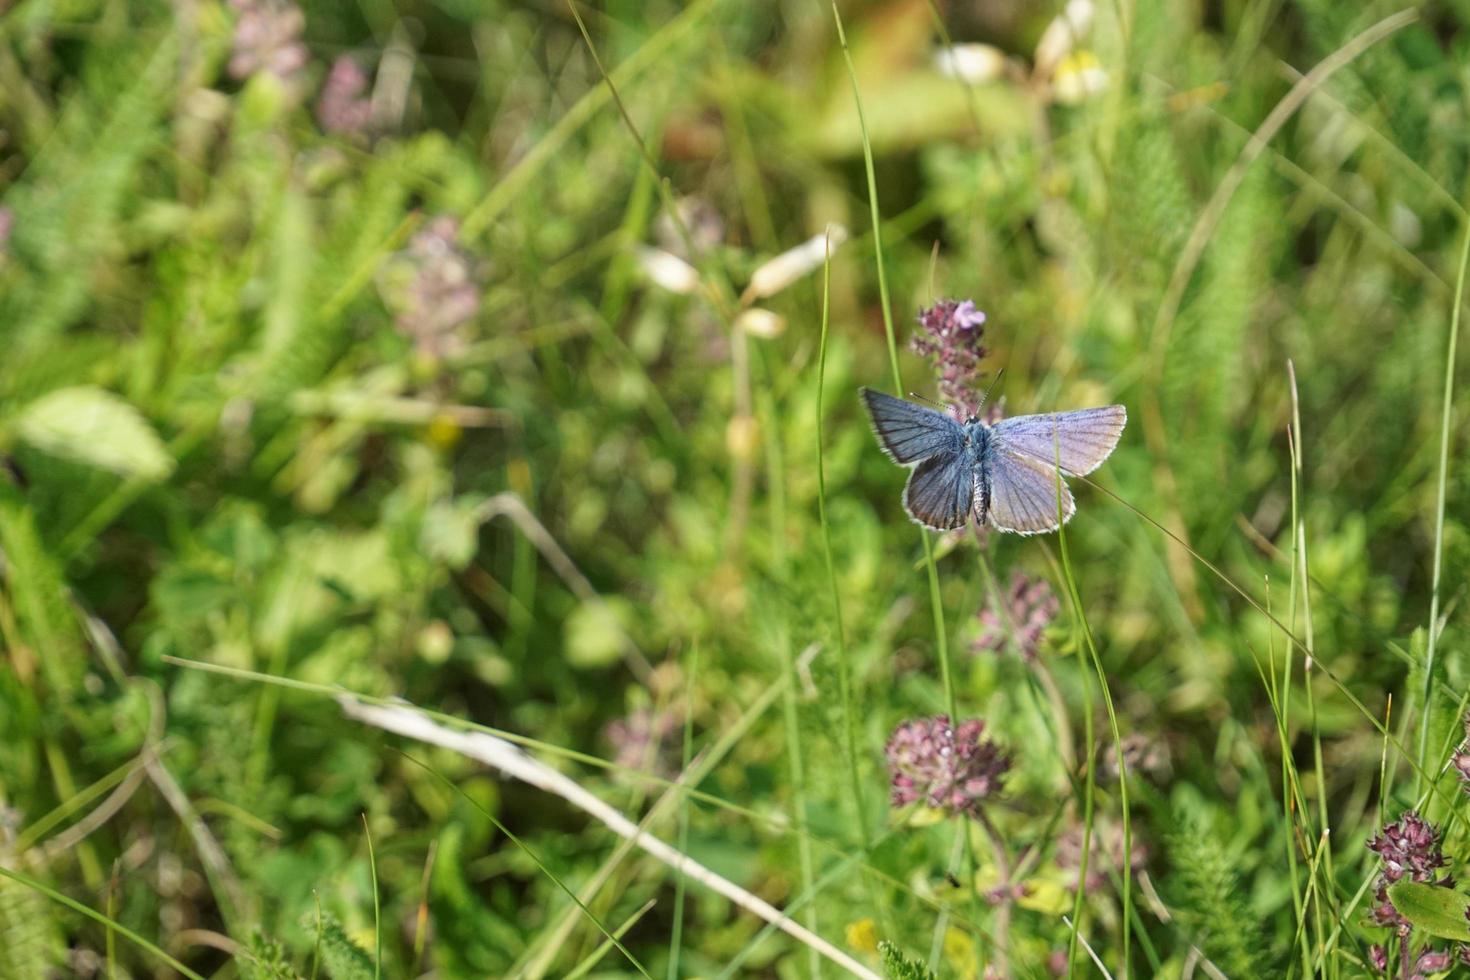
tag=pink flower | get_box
[317,56,373,136]
[885,714,1010,817]
[974,571,1059,662]
[1055,822,1148,894]
[1366,811,1452,934]
[227,0,309,83]
[909,299,989,420]
[379,216,481,358]
[603,707,682,780]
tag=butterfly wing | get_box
[984,443,1076,535]
[990,406,1126,476]
[902,451,977,531]
[861,388,964,464]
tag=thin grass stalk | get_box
[362,813,381,980]
[0,865,207,980]
[396,751,656,979]
[1288,363,1336,974]
[1265,577,1313,978]
[163,654,992,938]
[1055,446,1132,977]
[817,231,890,933]
[666,645,697,980]
[755,343,822,977]
[975,546,1076,773]
[353,701,876,978]
[567,901,658,980]
[1074,478,1466,808]
[1067,617,1098,975]
[105,863,118,980]
[1417,214,1470,791]
[827,3,979,967]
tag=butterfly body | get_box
[861,387,1125,535]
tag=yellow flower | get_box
[845,917,879,954]
[1053,50,1109,105]
[944,926,980,979]
[424,412,462,451]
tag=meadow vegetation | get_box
[3,0,1470,977]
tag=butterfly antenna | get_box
[907,391,945,410]
[977,369,1006,412]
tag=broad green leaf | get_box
[1386,881,1470,941]
[14,386,172,481]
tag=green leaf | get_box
[1386,881,1470,941]
[313,913,375,980]
[14,386,172,481]
[878,941,936,980]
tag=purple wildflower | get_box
[885,714,1010,818]
[1452,713,1470,792]
[1055,822,1148,894]
[1411,949,1454,976]
[1455,751,1470,786]
[910,299,988,420]
[1372,945,1456,978]
[973,571,1058,662]
[379,216,480,358]
[227,0,309,83]
[316,56,374,136]
[603,706,682,779]
[1367,811,1452,934]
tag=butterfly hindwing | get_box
[984,443,1076,535]
[902,451,976,531]
[861,388,964,464]
[990,406,1126,476]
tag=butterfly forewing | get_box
[990,406,1126,476]
[861,388,964,464]
[985,445,1076,535]
[903,452,976,530]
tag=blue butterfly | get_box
[861,388,1126,534]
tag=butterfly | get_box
[860,387,1126,534]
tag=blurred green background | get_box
[2,0,1470,977]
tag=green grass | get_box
[5,1,1470,977]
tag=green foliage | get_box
[314,912,376,980]
[1163,813,1269,979]
[878,940,936,980]
[0,874,65,977]
[238,930,303,980]
[2,0,1469,976]
[12,386,173,481]
[1386,882,1470,943]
